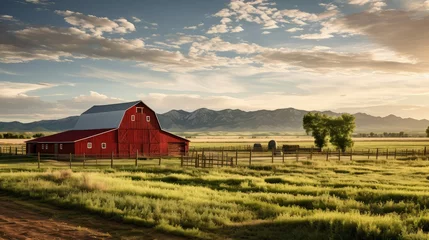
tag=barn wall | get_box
[74,130,117,157]
[117,102,163,156]
[160,131,189,156]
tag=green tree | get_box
[303,113,329,149]
[32,133,45,138]
[328,114,356,152]
[426,126,429,137]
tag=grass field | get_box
[1,154,429,239]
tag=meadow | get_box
[1,153,429,239]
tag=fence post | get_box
[376,148,379,160]
[9,146,12,154]
[0,146,2,155]
[136,150,138,167]
[38,152,40,169]
[15,147,18,155]
[83,153,86,168]
[235,150,238,166]
[159,157,162,166]
[424,146,427,156]
[326,148,329,161]
[386,148,389,160]
[350,148,353,161]
[394,148,397,160]
[368,149,370,159]
[111,152,113,168]
[338,149,341,161]
[69,153,72,169]
[195,155,199,168]
[310,146,313,160]
[249,150,252,166]
[282,150,285,163]
[296,149,299,162]
[272,148,274,163]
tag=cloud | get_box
[132,17,141,23]
[79,66,246,93]
[286,27,303,32]
[25,0,53,5]
[55,10,135,36]
[338,10,429,63]
[0,69,19,75]
[0,15,16,21]
[348,0,386,12]
[184,25,197,30]
[0,81,54,97]
[257,49,429,73]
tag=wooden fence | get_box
[2,145,429,169]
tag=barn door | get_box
[149,130,160,156]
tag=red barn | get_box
[26,101,189,157]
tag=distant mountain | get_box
[1,108,429,133]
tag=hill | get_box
[1,108,428,133]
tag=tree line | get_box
[0,133,45,139]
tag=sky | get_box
[1,0,429,122]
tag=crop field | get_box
[2,153,429,239]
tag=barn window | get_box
[87,142,92,149]
[146,116,150,122]
[131,115,135,121]
[60,144,63,150]
[46,144,48,150]
[136,107,143,113]
[101,143,106,149]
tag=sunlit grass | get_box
[1,158,429,239]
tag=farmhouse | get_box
[26,101,189,157]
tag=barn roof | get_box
[74,101,141,130]
[82,101,141,114]
[26,129,115,143]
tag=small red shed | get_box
[26,101,189,157]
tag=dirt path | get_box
[0,194,184,240]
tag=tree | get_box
[328,114,356,152]
[426,126,429,137]
[32,133,45,138]
[303,113,329,149]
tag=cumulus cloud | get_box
[348,0,386,12]
[55,10,135,36]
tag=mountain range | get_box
[1,108,428,133]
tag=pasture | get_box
[2,150,429,239]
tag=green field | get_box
[2,154,429,239]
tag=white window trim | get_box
[136,107,144,113]
[131,115,135,121]
[46,144,48,150]
[60,144,63,150]
[101,143,107,149]
[87,142,92,149]
[146,116,150,122]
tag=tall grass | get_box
[1,159,429,239]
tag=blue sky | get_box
[1,0,429,122]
